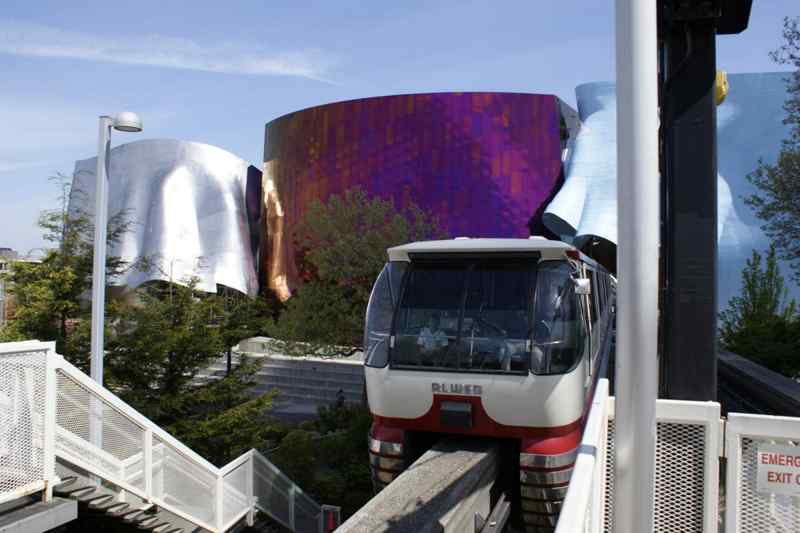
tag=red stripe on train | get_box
[373,394,583,440]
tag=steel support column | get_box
[660,3,720,401]
[658,0,751,401]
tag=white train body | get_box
[363,238,616,526]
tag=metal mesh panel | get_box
[654,422,706,532]
[603,419,708,532]
[123,452,144,488]
[0,350,47,499]
[223,460,250,527]
[152,436,217,526]
[736,437,800,532]
[55,370,144,488]
[603,419,615,532]
[589,413,609,533]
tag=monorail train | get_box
[363,237,616,530]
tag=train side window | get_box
[598,272,606,312]
[364,264,397,368]
[387,261,408,305]
[589,270,599,326]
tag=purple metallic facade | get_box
[262,92,564,296]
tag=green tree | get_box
[2,176,282,466]
[104,278,284,465]
[269,188,443,354]
[719,246,800,378]
[0,176,131,369]
[268,404,374,519]
[104,279,226,418]
[168,368,284,465]
[746,16,800,283]
[216,288,277,375]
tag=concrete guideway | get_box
[339,439,499,533]
[717,350,800,416]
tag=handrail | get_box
[0,341,333,533]
[55,354,220,472]
[554,379,610,533]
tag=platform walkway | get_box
[344,377,800,533]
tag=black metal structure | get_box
[658,0,751,401]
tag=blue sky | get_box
[0,0,796,253]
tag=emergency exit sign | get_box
[757,444,800,496]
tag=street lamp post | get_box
[89,112,142,386]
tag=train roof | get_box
[387,237,578,262]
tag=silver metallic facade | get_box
[69,139,261,297]
[543,73,798,308]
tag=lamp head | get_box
[113,111,143,132]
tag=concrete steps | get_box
[193,339,366,414]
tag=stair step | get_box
[253,373,363,385]
[106,502,131,516]
[151,523,175,533]
[90,498,122,512]
[84,494,114,507]
[164,528,184,533]
[121,509,146,522]
[61,485,96,498]
[136,516,160,528]
[252,385,363,398]
[257,364,363,376]
[52,476,78,493]
[76,490,107,503]
[270,387,361,398]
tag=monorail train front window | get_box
[391,260,533,374]
[364,262,407,368]
[530,261,586,375]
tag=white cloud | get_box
[0,19,336,81]
[0,160,49,174]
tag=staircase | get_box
[0,340,338,533]
[52,465,196,533]
[195,339,365,417]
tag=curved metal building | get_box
[70,139,262,297]
[261,92,571,298]
[544,72,797,306]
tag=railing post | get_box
[289,485,296,532]
[319,505,340,533]
[42,343,58,502]
[143,428,153,501]
[590,412,608,532]
[247,451,255,526]
[216,473,224,532]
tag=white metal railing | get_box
[558,385,800,533]
[558,385,723,533]
[0,341,56,505]
[726,413,800,533]
[0,341,335,533]
[555,379,610,533]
